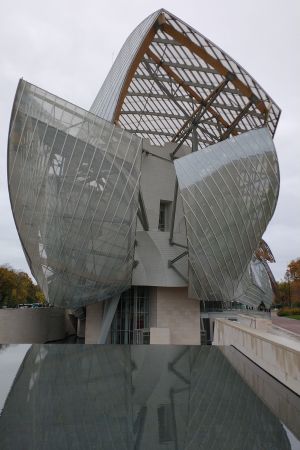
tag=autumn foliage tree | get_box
[274,281,290,306]
[0,265,45,308]
[286,258,300,306]
[286,258,300,281]
[274,258,300,306]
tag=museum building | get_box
[8,9,281,344]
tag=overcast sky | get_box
[0,0,299,281]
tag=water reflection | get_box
[220,347,300,442]
[0,344,31,414]
[0,345,299,450]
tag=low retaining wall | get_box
[237,314,273,331]
[0,308,66,343]
[220,346,300,440]
[213,318,300,395]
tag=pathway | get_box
[272,313,300,335]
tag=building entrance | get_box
[110,286,150,344]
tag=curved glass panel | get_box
[8,80,142,308]
[235,258,274,308]
[90,10,161,121]
[174,128,279,306]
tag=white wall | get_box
[85,303,104,344]
[0,308,66,343]
[133,141,189,288]
[133,231,188,286]
[155,287,200,345]
[139,140,188,234]
[213,318,300,395]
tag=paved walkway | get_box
[272,314,300,335]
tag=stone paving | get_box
[272,314,300,335]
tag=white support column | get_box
[97,295,120,344]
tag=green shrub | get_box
[277,307,300,317]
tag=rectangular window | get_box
[158,201,171,232]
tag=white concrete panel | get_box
[150,327,170,344]
[0,308,66,343]
[213,318,300,395]
[139,141,188,235]
[156,287,200,345]
[133,231,187,286]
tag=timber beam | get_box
[113,13,165,123]
[160,22,268,115]
[172,77,231,142]
[219,101,252,141]
[146,48,231,131]
[170,78,230,157]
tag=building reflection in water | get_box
[0,345,299,450]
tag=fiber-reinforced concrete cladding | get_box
[8,9,281,344]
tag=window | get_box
[158,201,172,231]
[110,286,150,344]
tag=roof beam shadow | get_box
[137,190,149,231]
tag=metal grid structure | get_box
[8,80,142,308]
[91,9,280,149]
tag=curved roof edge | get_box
[90,9,281,148]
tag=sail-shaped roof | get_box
[91,9,281,148]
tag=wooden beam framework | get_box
[219,101,252,141]
[112,12,276,148]
[146,48,231,131]
[113,15,164,123]
[171,78,231,144]
[170,79,232,157]
[160,22,268,115]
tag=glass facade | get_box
[110,286,150,344]
[174,128,279,307]
[235,257,274,307]
[90,10,162,122]
[8,80,142,308]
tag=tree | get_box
[286,258,300,281]
[0,265,45,308]
[274,258,300,306]
[285,259,300,306]
[274,280,290,306]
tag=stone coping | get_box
[216,318,300,354]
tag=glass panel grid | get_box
[174,128,279,307]
[8,80,142,308]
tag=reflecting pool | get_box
[0,345,299,449]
